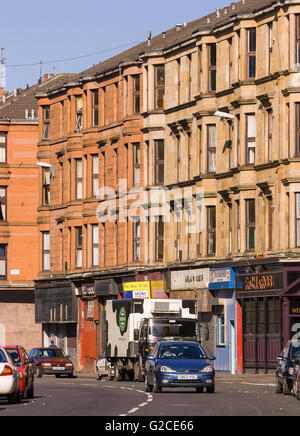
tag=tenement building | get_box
[35,0,300,373]
[0,78,71,350]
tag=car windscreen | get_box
[0,349,7,363]
[291,343,300,359]
[38,349,66,358]
[158,343,207,359]
[149,320,198,341]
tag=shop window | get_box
[244,300,256,334]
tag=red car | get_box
[28,347,74,378]
[4,346,34,399]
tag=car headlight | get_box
[65,363,73,367]
[160,366,176,373]
[41,363,51,367]
[201,366,213,373]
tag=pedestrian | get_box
[49,340,57,348]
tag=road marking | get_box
[118,387,153,417]
[128,407,140,414]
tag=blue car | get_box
[144,341,216,393]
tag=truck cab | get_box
[137,317,199,358]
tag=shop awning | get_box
[94,279,119,296]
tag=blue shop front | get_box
[209,267,237,374]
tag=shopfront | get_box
[35,282,78,366]
[236,265,283,373]
[78,279,119,373]
[209,267,237,373]
[168,268,212,354]
[282,266,300,344]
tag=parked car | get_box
[28,347,74,378]
[275,340,300,395]
[292,352,300,400]
[3,346,34,399]
[0,347,21,404]
[144,341,216,393]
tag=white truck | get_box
[105,299,199,381]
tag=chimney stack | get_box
[0,87,3,102]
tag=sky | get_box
[1,0,228,91]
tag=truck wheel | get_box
[134,362,144,382]
[115,366,125,382]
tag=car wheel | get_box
[206,383,215,394]
[153,377,162,393]
[275,376,283,394]
[37,368,42,378]
[293,377,298,398]
[195,387,204,393]
[145,376,153,393]
[283,376,291,395]
[8,386,21,404]
[27,381,34,399]
[55,374,61,378]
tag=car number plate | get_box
[53,367,65,370]
[178,375,198,380]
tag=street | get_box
[0,374,300,417]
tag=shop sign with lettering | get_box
[82,284,95,296]
[170,269,209,291]
[244,275,275,291]
[209,268,235,290]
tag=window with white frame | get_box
[92,224,99,267]
[75,96,83,132]
[42,232,50,271]
[216,311,225,346]
[246,114,256,165]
